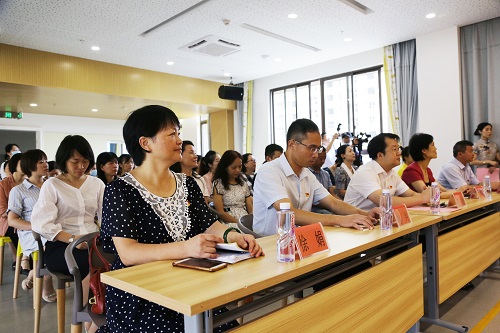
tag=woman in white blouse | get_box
[333,144,357,200]
[32,135,104,333]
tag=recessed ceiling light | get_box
[274,57,282,62]
[288,13,298,19]
[30,103,37,107]
[91,108,98,112]
[426,13,436,19]
[224,72,231,77]
[344,37,353,42]
[167,61,174,65]
[91,46,100,51]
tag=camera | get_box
[351,132,372,166]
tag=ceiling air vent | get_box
[180,35,241,57]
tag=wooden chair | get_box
[0,236,12,285]
[64,232,115,333]
[33,231,73,333]
[237,214,261,238]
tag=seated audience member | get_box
[344,133,431,210]
[198,150,221,196]
[333,144,357,200]
[170,140,209,201]
[397,146,413,177]
[117,154,135,177]
[308,148,335,196]
[253,119,379,237]
[7,149,56,301]
[438,140,499,190]
[263,143,283,163]
[47,161,61,178]
[212,150,252,228]
[241,153,256,193]
[402,133,467,198]
[98,105,261,333]
[96,152,119,184]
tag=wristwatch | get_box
[68,235,75,244]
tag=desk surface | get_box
[408,192,500,220]
[101,214,440,316]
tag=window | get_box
[271,66,385,146]
[200,114,209,156]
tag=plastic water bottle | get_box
[276,202,295,262]
[379,189,393,230]
[483,175,492,200]
[430,182,441,214]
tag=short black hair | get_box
[48,161,59,172]
[409,133,434,162]
[241,153,252,173]
[286,119,320,143]
[8,153,23,175]
[213,150,243,190]
[453,140,474,157]
[96,152,118,183]
[264,144,283,159]
[473,122,492,136]
[4,143,19,160]
[367,133,400,160]
[21,149,47,177]
[117,154,132,165]
[55,135,95,174]
[123,105,180,167]
[170,140,195,173]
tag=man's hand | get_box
[337,214,375,230]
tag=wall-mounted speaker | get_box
[218,85,244,101]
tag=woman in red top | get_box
[402,133,467,198]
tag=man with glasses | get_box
[253,118,379,237]
[344,133,431,210]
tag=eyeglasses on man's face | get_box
[295,140,324,154]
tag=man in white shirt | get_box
[438,140,497,190]
[344,133,431,210]
[253,119,379,237]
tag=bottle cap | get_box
[484,175,490,179]
[382,189,391,195]
[431,182,438,186]
[280,202,291,210]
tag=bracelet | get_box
[223,227,241,243]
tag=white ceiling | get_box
[1,0,499,84]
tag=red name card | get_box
[470,186,485,199]
[393,204,412,227]
[294,223,330,260]
[448,191,466,208]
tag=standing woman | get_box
[170,140,209,200]
[212,150,253,227]
[117,154,134,177]
[471,122,500,178]
[0,153,24,268]
[96,152,119,184]
[0,143,21,179]
[31,135,105,333]
[7,149,56,301]
[198,150,221,196]
[333,145,357,200]
[98,105,262,333]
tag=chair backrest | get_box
[64,232,114,328]
[237,214,262,238]
[207,203,229,223]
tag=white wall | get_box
[179,116,200,149]
[416,26,462,172]
[252,48,384,170]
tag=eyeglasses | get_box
[295,140,324,154]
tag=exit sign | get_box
[0,111,23,119]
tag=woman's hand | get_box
[185,234,224,259]
[229,232,264,257]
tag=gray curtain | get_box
[393,39,418,146]
[461,17,500,143]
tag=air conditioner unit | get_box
[179,35,241,57]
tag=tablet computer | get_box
[172,258,228,272]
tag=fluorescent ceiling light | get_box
[426,13,436,19]
[167,61,174,65]
[288,13,298,19]
[344,37,353,42]
[224,72,231,77]
[274,57,282,62]
[30,103,37,107]
[91,46,100,51]
[91,108,98,112]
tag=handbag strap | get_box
[88,235,111,272]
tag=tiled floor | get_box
[1,250,499,333]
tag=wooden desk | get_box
[102,214,441,332]
[413,192,500,332]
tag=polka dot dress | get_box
[97,172,238,333]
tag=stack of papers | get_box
[215,243,252,264]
